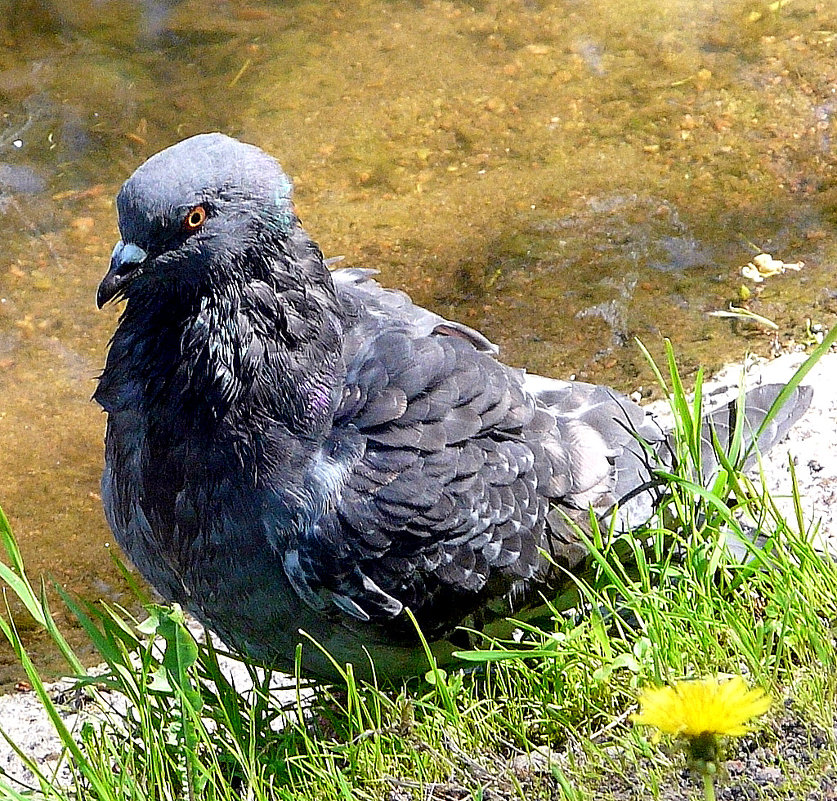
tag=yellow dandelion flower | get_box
[633,676,771,801]
[633,676,772,738]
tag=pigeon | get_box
[95,133,812,680]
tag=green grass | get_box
[0,333,835,800]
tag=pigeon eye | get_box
[184,205,207,232]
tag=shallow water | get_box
[0,0,835,685]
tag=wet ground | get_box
[0,0,835,685]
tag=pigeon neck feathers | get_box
[99,225,345,438]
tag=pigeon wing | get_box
[284,324,557,636]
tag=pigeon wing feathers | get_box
[281,278,674,632]
[284,320,551,634]
[279,287,674,634]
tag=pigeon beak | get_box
[97,241,148,308]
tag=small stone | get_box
[755,766,784,784]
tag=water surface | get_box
[0,0,835,685]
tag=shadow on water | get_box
[0,0,835,685]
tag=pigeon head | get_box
[97,133,298,308]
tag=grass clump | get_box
[0,331,834,800]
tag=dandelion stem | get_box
[703,772,716,801]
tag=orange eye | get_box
[184,205,207,231]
